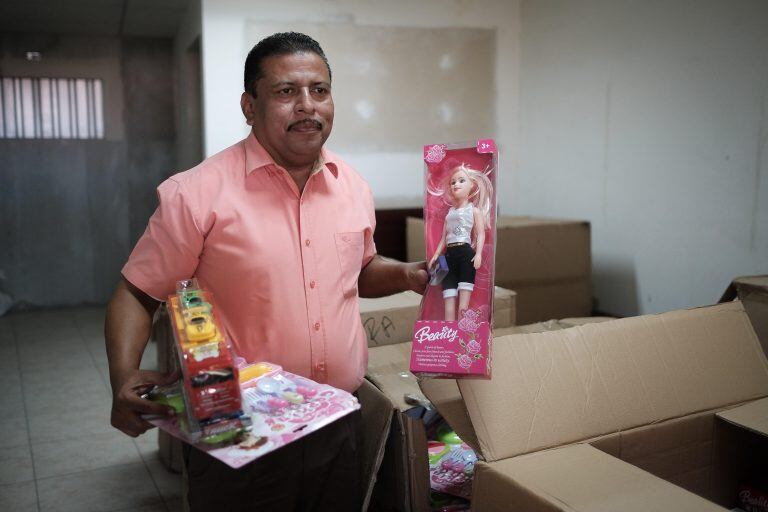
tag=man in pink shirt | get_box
[105,32,426,511]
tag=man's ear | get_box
[240,92,255,126]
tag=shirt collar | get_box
[244,132,339,179]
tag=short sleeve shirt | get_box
[122,133,376,392]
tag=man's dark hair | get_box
[244,32,331,96]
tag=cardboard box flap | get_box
[473,444,726,511]
[457,301,768,462]
[716,397,768,438]
[357,379,395,511]
[418,378,480,454]
[558,317,615,327]
[720,276,768,358]
[494,318,615,338]
[420,317,611,453]
[367,342,424,412]
[719,275,768,303]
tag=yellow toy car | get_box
[185,313,218,343]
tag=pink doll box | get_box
[410,140,498,379]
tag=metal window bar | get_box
[0,77,104,139]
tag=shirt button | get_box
[313,322,321,331]
[305,239,311,247]
[317,363,325,372]
[310,280,316,289]
[342,235,349,242]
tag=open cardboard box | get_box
[421,300,768,511]
[407,216,592,324]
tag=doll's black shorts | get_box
[442,243,476,291]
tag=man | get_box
[105,32,427,510]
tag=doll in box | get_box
[428,164,493,320]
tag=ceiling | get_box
[0,0,191,38]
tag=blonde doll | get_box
[428,164,492,320]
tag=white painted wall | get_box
[517,0,768,315]
[199,0,520,206]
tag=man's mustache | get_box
[288,119,323,130]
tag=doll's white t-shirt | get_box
[445,204,474,245]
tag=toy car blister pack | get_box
[166,279,249,444]
[409,140,498,379]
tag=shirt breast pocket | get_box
[334,231,364,298]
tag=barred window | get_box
[0,77,104,139]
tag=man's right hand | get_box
[111,369,179,437]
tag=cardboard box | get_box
[359,287,516,347]
[407,216,591,324]
[720,275,768,357]
[365,316,609,511]
[420,301,768,511]
[366,342,431,511]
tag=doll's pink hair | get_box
[428,163,493,220]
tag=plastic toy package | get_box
[409,140,498,379]
[146,280,359,469]
[165,279,249,445]
[427,424,478,500]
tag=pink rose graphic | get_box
[457,354,473,369]
[466,339,481,355]
[424,144,446,163]
[458,309,480,333]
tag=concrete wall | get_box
[174,0,204,171]
[516,0,768,315]
[199,0,520,207]
[0,34,176,307]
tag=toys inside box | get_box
[410,140,498,379]
[146,279,359,468]
[427,422,477,504]
[395,388,478,511]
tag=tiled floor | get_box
[0,307,183,512]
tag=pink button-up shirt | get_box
[123,134,376,392]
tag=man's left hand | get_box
[359,255,428,298]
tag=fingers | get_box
[111,403,156,437]
[124,393,175,417]
[409,267,430,295]
[110,370,178,438]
